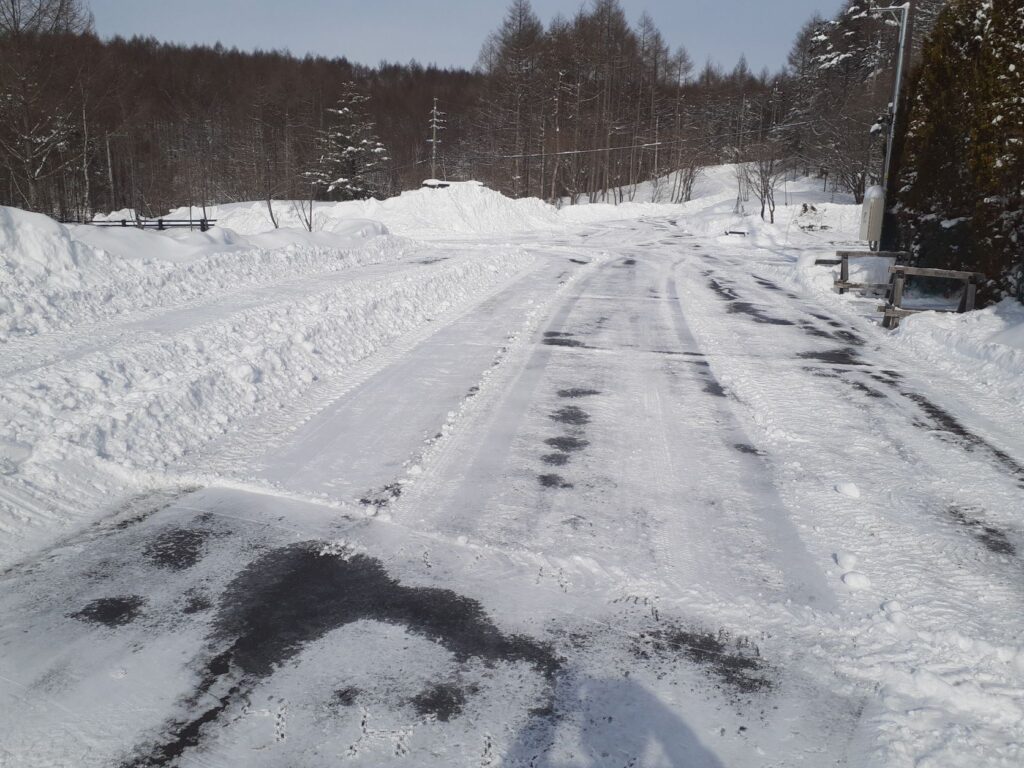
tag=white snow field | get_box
[1,170,1023,768]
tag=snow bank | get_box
[0,206,104,290]
[178,182,566,238]
[0,206,394,341]
[890,299,1024,406]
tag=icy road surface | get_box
[3,219,1024,767]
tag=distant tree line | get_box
[0,0,1019,294]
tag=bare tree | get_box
[0,0,93,36]
[743,142,788,223]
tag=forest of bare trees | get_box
[0,0,949,218]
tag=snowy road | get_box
[3,216,1024,767]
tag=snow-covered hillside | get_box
[2,171,1023,768]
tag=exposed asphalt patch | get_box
[703,380,727,397]
[124,649,236,767]
[143,525,218,571]
[948,506,1016,556]
[539,474,574,489]
[181,588,212,615]
[125,545,562,766]
[215,546,562,678]
[412,683,474,721]
[733,443,762,455]
[727,302,796,326]
[848,380,887,400]
[831,329,864,346]
[557,388,600,399]
[568,258,588,265]
[333,687,360,707]
[545,436,589,453]
[550,406,591,426]
[797,321,834,339]
[796,348,863,366]
[707,279,739,301]
[623,259,637,266]
[753,277,782,291]
[71,595,146,627]
[360,483,402,508]
[543,333,586,348]
[905,393,1024,486]
[634,626,771,696]
[542,453,570,466]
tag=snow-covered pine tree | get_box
[896,0,1024,300]
[306,82,390,201]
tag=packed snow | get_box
[1,167,1023,768]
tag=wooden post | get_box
[884,269,906,329]
[962,276,977,313]
[839,254,850,295]
[157,219,164,231]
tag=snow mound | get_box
[0,206,103,291]
[0,206,397,341]
[194,183,564,238]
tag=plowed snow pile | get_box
[162,181,567,238]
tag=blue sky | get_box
[91,0,845,73]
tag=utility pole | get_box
[872,1,915,250]
[427,97,446,180]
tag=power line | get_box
[487,120,816,161]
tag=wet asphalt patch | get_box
[733,443,762,455]
[126,545,562,766]
[568,258,588,265]
[622,259,637,266]
[412,683,475,721]
[543,332,586,348]
[550,406,591,426]
[707,279,739,301]
[333,687,361,707]
[727,302,795,326]
[360,483,402,509]
[539,474,574,489]
[753,277,782,292]
[143,524,220,571]
[542,453,570,466]
[948,506,1016,556]
[558,388,600,399]
[904,392,1024,487]
[181,588,212,615]
[703,380,727,397]
[848,380,887,400]
[796,348,864,366]
[544,436,589,453]
[71,595,146,627]
[797,320,834,339]
[633,626,771,697]
[215,546,561,678]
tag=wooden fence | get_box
[60,218,217,232]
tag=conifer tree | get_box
[896,0,1024,297]
[306,82,390,201]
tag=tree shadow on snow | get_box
[507,673,724,768]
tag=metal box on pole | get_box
[860,185,885,243]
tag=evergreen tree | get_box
[896,0,1024,298]
[306,82,390,201]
